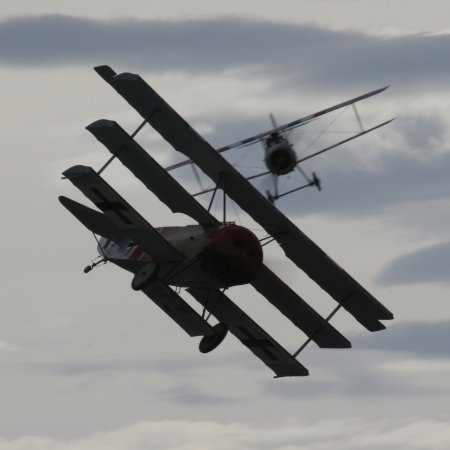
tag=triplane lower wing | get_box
[60,65,393,378]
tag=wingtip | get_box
[58,195,68,205]
[62,165,94,179]
[85,119,116,132]
[94,65,117,84]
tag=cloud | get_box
[1,352,212,378]
[1,15,450,93]
[2,417,450,450]
[217,132,450,219]
[157,383,240,406]
[376,242,450,285]
[353,320,450,358]
[264,320,450,401]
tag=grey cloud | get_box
[4,417,450,450]
[396,113,446,151]
[157,383,240,406]
[1,15,450,93]
[266,320,450,400]
[0,352,211,378]
[353,320,450,358]
[264,360,427,400]
[376,242,450,285]
[191,119,450,218]
[137,84,449,220]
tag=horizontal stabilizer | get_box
[187,287,309,377]
[62,165,182,262]
[59,195,122,241]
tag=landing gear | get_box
[131,262,160,291]
[199,323,229,353]
[83,257,107,273]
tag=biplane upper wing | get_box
[98,67,393,331]
[187,287,309,377]
[164,89,389,171]
[62,165,182,262]
[87,117,350,349]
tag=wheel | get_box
[131,262,159,291]
[199,323,229,353]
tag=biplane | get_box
[165,86,393,202]
[60,65,394,377]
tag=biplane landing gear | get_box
[131,262,160,291]
[199,323,229,353]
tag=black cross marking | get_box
[237,325,279,360]
[91,188,132,225]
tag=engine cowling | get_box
[200,225,263,286]
[265,141,297,175]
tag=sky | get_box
[1,1,450,449]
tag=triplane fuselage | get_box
[100,224,263,290]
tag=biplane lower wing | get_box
[187,287,309,377]
[87,116,351,349]
[143,281,214,337]
[62,165,182,263]
[99,68,393,331]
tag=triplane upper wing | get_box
[60,65,393,378]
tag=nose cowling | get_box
[265,142,297,175]
[201,225,263,286]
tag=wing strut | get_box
[97,118,148,175]
[292,295,351,358]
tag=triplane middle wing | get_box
[60,65,393,378]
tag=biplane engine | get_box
[264,134,297,175]
[200,224,263,286]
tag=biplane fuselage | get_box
[100,224,263,289]
[264,134,297,175]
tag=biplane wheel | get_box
[131,262,159,291]
[199,323,229,353]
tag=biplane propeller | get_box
[59,65,394,377]
[165,85,392,203]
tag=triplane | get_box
[60,65,394,377]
